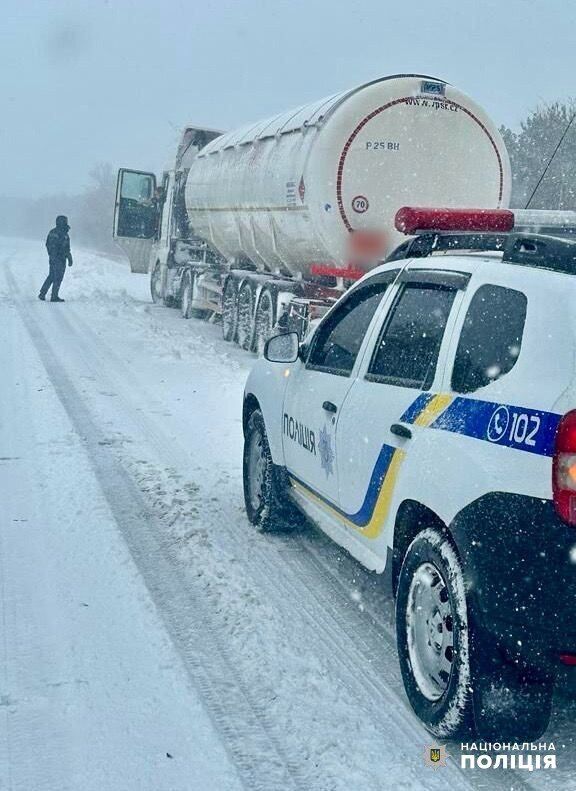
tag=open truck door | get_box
[113,169,158,273]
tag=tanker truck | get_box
[112,74,511,352]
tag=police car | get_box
[242,206,576,740]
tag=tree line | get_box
[1,101,576,255]
[501,101,576,210]
[0,162,118,256]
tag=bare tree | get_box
[501,101,576,209]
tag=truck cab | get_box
[112,126,222,306]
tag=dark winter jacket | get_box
[46,227,72,263]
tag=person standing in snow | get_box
[38,215,73,302]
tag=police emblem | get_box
[318,425,335,477]
[424,745,448,769]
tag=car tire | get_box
[243,410,299,532]
[396,527,553,740]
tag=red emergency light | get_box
[395,207,515,235]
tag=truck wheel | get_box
[222,278,238,342]
[150,261,163,304]
[396,527,554,740]
[236,282,254,351]
[180,271,208,319]
[243,410,299,532]
[181,271,193,319]
[254,289,275,356]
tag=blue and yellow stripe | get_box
[289,393,452,539]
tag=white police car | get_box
[242,207,576,740]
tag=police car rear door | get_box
[334,268,469,548]
[282,271,399,502]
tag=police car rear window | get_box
[367,283,457,390]
[451,284,527,393]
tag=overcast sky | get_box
[2,0,575,197]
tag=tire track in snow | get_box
[56,301,543,791]
[10,274,540,791]
[5,268,307,791]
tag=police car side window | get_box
[367,284,457,390]
[306,283,388,376]
[452,284,527,393]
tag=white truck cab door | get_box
[113,168,158,273]
[335,269,468,546]
[282,272,399,505]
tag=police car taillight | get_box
[553,410,576,525]
[394,207,515,235]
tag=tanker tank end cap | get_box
[394,206,515,235]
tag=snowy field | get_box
[1,237,575,791]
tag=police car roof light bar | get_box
[395,207,515,235]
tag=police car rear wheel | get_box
[396,528,473,739]
[243,410,297,532]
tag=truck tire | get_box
[222,278,238,342]
[243,410,299,532]
[396,527,553,740]
[180,271,194,319]
[236,282,254,351]
[150,261,163,304]
[254,289,275,356]
[181,271,208,319]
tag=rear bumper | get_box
[450,493,576,677]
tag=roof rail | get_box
[386,232,508,261]
[503,233,576,275]
[386,230,576,276]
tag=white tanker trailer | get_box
[113,73,511,351]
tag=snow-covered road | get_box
[1,238,574,790]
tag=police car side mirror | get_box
[264,332,299,363]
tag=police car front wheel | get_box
[243,410,299,532]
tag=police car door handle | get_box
[323,400,338,414]
[390,422,412,439]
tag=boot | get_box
[51,297,65,303]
